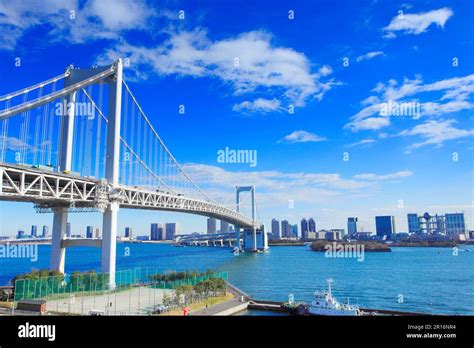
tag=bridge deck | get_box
[0,163,254,227]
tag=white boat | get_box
[307,279,360,316]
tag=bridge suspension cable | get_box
[121,79,217,203]
[81,87,179,195]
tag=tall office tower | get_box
[150,223,165,240]
[125,227,133,239]
[220,220,229,234]
[66,222,71,238]
[281,220,292,238]
[407,213,420,234]
[86,226,94,239]
[347,217,359,236]
[271,218,280,240]
[301,218,309,240]
[42,225,49,238]
[17,230,25,238]
[150,223,158,240]
[292,224,298,238]
[308,218,316,233]
[375,216,396,238]
[445,213,466,235]
[165,223,180,240]
[30,225,38,238]
[207,217,217,234]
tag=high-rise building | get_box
[66,223,71,238]
[125,227,133,239]
[281,220,292,238]
[17,230,25,239]
[308,218,316,233]
[375,216,396,238]
[407,213,420,234]
[207,218,217,234]
[42,225,49,238]
[31,225,38,238]
[150,223,164,240]
[445,213,466,235]
[292,224,298,238]
[347,217,359,236]
[301,218,308,240]
[220,220,229,234]
[94,228,101,239]
[271,219,280,240]
[165,223,180,240]
[86,226,94,239]
[159,224,165,240]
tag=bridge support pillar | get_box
[236,186,257,252]
[100,58,123,290]
[101,202,119,289]
[50,207,68,273]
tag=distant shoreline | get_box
[310,240,391,252]
[268,242,305,246]
[390,241,459,247]
[1,239,470,248]
[0,239,175,246]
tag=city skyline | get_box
[0,0,473,236]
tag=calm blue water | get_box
[1,243,473,314]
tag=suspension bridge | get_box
[0,59,268,288]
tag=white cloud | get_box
[356,51,384,62]
[182,164,413,209]
[318,65,333,76]
[398,119,474,150]
[0,2,337,108]
[347,138,376,148]
[383,7,453,38]
[279,130,326,143]
[232,98,282,114]
[345,74,474,132]
[347,116,390,131]
[353,170,413,181]
[98,29,337,107]
[0,0,156,49]
[87,0,152,31]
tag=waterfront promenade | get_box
[190,297,248,316]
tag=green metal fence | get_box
[13,267,228,302]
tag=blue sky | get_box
[0,0,473,236]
